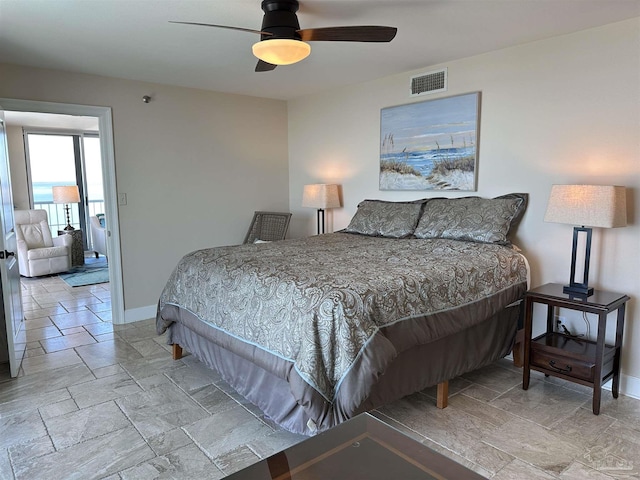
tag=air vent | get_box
[410,68,447,97]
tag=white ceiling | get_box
[1,0,639,101]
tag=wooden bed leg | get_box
[172,343,183,360]
[436,381,449,409]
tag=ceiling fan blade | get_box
[169,21,271,36]
[255,60,277,72]
[298,26,397,42]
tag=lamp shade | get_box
[302,184,341,209]
[52,185,80,204]
[252,39,311,65]
[544,185,627,228]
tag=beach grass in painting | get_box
[379,92,480,191]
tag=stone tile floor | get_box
[1,271,639,479]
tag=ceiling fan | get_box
[170,0,397,72]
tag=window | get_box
[25,131,104,245]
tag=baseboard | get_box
[123,304,157,324]
[603,374,640,400]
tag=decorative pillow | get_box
[19,220,54,249]
[344,199,426,238]
[413,193,528,244]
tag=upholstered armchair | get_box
[14,209,72,277]
[90,215,107,258]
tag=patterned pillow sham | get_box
[344,199,426,238]
[413,193,528,244]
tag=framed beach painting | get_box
[380,92,480,191]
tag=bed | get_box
[157,194,529,435]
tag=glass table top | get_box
[225,413,485,479]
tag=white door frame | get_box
[0,98,125,324]
[0,110,26,377]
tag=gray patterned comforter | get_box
[157,233,528,402]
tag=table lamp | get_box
[302,184,341,235]
[52,185,81,231]
[544,184,626,296]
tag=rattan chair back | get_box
[243,211,292,244]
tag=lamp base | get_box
[63,203,75,231]
[563,284,594,297]
[316,209,325,235]
[565,226,593,298]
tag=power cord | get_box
[556,319,585,342]
[582,311,591,338]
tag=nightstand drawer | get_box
[530,349,595,382]
[530,332,616,383]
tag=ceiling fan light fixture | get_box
[252,38,311,65]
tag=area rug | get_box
[59,262,109,287]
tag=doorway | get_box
[24,131,104,244]
[0,99,124,326]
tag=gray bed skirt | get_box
[160,301,521,436]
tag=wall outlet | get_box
[555,315,574,335]
[118,193,127,205]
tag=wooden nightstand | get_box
[522,283,629,414]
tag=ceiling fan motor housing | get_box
[260,0,302,40]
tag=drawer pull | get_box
[548,360,572,374]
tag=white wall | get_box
[0,63,289,313]
[288,19,640,390]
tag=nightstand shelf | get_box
[522,283,629,415]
